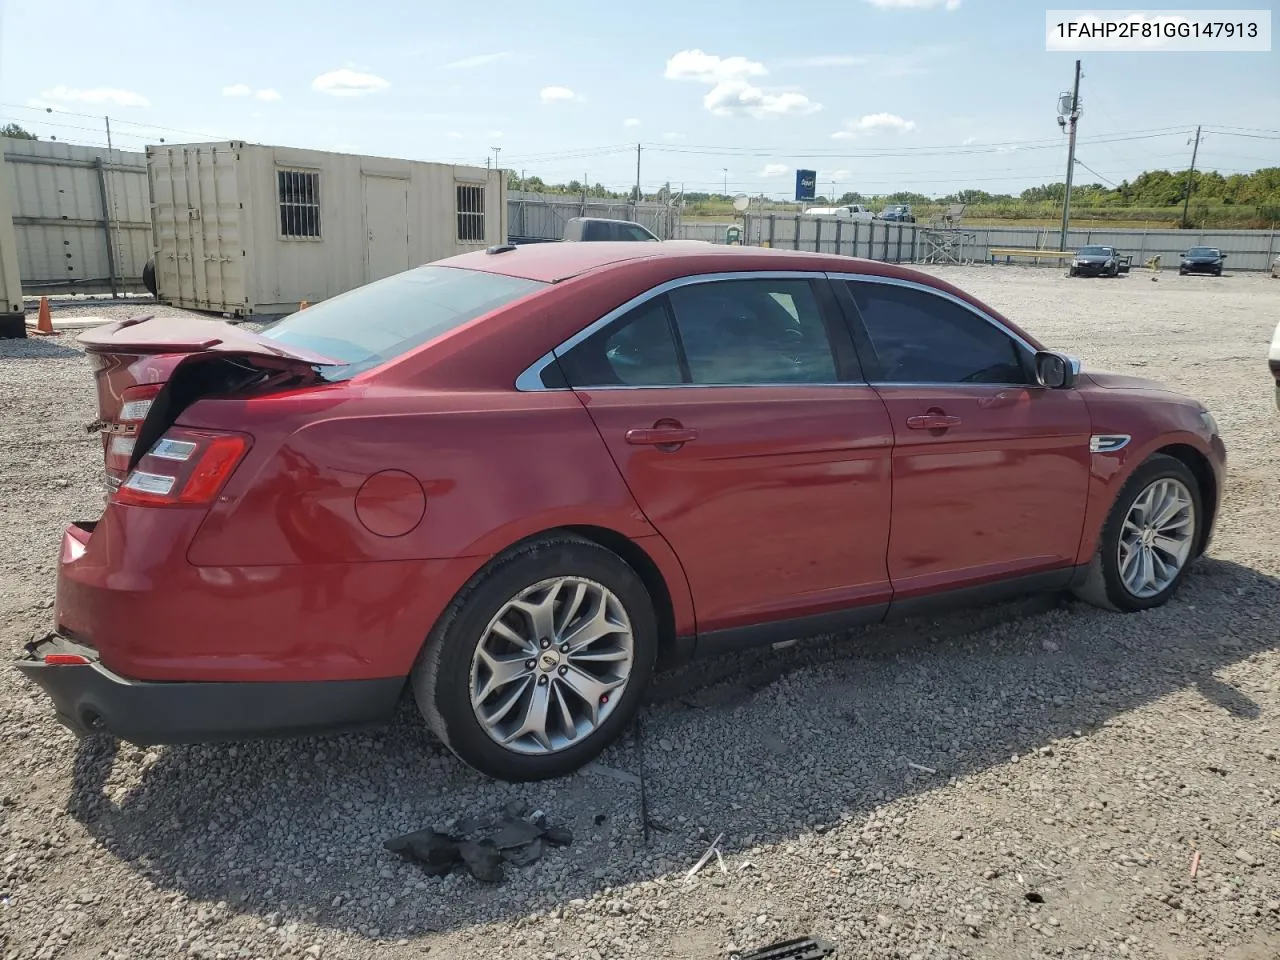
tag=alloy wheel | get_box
[469,577,635,755]
[1116,477,1196,598]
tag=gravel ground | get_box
[2,269,1278,960]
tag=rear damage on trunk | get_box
[14,315,408,744]
[80,315,339,496]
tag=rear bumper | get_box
[16,635,404,745]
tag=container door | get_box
[362,175,410,283]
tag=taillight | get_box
[114,428,251,507]
[105,383,164,474]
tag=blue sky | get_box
[2,0,1276,198]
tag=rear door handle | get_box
[625,426,699,446]
[905,414,962,430]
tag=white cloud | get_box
[831,112,917,138]
[255,88,282,102]
[488,130,505,139]
[39,85,150,108]
[443,52,512,69]
[540,85,581,103]
[705,81,820,119]
[221,83,251,97]
[760,163,789,177]
[777,54,866,67]
[623,117,641,127]
[311,68,390,97]
[863,0,961,9]
[665,49,819,118]
[664,49,767,84]
[962,135,977,145]
[831,169,851,180]
[662,131,685,140]
[447,131,464,139]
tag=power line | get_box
[1073,157,1119,187]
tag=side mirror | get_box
[1035,351,1078,389]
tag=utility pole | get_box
[1057,58,1082,251]
[1181,125,1202,228]
[634,143,641,203]
[490,145,501,171]
[104,116,113,152]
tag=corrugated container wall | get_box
[148,141,507,315]
[0,148,24,336]
[3,137,150,292]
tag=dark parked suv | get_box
[1179,247,1226,276]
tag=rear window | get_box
[261,265,547,381]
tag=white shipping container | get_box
[147,141,508,316]
[0,148,24,337]
[4,137,151,293]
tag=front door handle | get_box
[905,414,962,430]
[625,425,699,446]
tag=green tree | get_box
[0,122,37,140]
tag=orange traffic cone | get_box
[297,300,309,311]
[33,296,56,335]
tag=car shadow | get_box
[64,557,1279,940]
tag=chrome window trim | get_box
[826,272,1040,357]
[547,381,868,392]
[515,351,560,391]
[515,271,832,392]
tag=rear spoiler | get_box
[78,315,344,366]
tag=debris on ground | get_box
[384,804,574,884]
[729,935,836,959]
[684,830,725,882]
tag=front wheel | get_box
[412,535,658,781]
[1074,454,1203,612]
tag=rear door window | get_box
[667,279,838,384]
[556,278,842,388]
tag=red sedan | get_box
[18,242,1226,781]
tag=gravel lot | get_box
[2,267,1278,960]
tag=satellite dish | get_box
[732,194,750,212]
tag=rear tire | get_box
[412,534,658,781]
[1074,454,1203,612]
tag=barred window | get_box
[278,169,321,239]
[456,183,485,242]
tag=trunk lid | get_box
[79,315,342,491]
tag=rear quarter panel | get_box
[180,386,697,636]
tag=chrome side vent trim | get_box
[1089,434,1131,453]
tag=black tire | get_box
[411,534,658,781]
[1067,268,1077,277]
[1073,454,1204,613]
[1179,268,1187,276]
[141,258,157,297]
